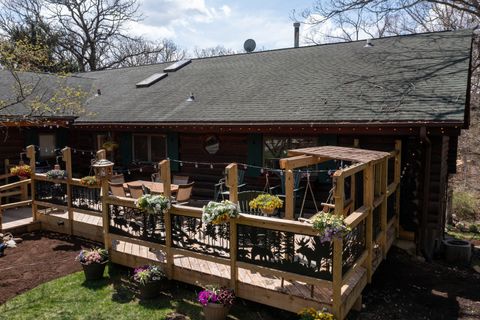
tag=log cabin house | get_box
[0,29,473,261]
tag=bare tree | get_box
[193,45,236,58]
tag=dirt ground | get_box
[1,232,479,319]
[0,231,99,305]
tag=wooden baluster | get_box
[160,159,173,279]
[394,140,402,238]
[62,147,73,235]
[97,149,111,253]
[226,163,238,291]
[364,164,374,282]
[26,145,37,222]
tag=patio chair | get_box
[172,175,189,185]
[110,173,125,184]
[109,182,127,197]
[213,169,246,201]
[173,182,194,205]
[127,184,144,199]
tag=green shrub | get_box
[468,224,479,234]
[452,191,478,221]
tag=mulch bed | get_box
[1,232,479,320]
[0,231,99,305]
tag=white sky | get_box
[128,0,315,53]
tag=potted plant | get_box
[46,168,67,180]
[198,285,235,320]
[132,264,167,299]
[202,200,239,225]
[249,193,283,215]
[102,141,118,151]
[10,164,31,179]
[75,247,108,280]
[312,212,350,243]
[136,194,171,215]
[298,307,335,320]
[80,175,99,187]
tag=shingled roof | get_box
[1,29,473,126]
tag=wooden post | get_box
[333,171,345,217]
[160,159,173,279]
[284,169,294,220]
[332,237,343,320]
[62,147,73,235]
[364,164,374,283]
[98,149,111,253]
[225,163,238,203]
[26,145,37,222]
[380,159,388,259]
[394,140,402,238]
[225,163,238,291]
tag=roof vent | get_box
[164,59,191,72]
[364,38,374,47]
[186,93,195,102]
[136,73,168,88]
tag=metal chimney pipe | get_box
[293,22,300,48]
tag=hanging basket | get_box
[202,303,230,320]
[81,261,107,280]
[260,208,275,215]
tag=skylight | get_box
[164,59,191,72]
[136,73,167,88]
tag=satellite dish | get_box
[243,39,256,53]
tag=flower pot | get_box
[81,261,107,280]
[138,280,166,299]
[202,303,230,320]
[261,208,275,215]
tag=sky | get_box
[129,0,315,54]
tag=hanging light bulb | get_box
[195,162,198,168]
[210,164,213,169]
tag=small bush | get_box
[468,224,479,234]
[452,191,478,221]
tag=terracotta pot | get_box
[81,261,107,280]
[202,303,230,320]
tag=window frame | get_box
[132,133,167,162]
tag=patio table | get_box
[123,181,179,194]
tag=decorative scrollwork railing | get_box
[34,179,67,206]
[71,184,101,213]
[108,202,166,244]
[237,224,333,280]
[342,219,366,275]
[171,214,230,258]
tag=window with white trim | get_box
[132,134,166,162]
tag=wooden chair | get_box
[110,173,125,184]
[127,184,144,199]
[174,182,194,205]
[172,175,189,185]
[109,182,127,197]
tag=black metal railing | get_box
[171,215,230,258]
[35,180,67,206]
[342,219,366,275]
[108,204,166,244]
[237,224,333,280]
[71,185,102,212]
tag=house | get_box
[0,29,473,259]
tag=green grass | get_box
[0,264,293,320]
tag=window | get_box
[132,134,166,162]
[263,136,317,168]
[39,134,56,158]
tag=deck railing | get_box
[19,141,402,320]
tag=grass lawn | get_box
[0,264,294,320]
